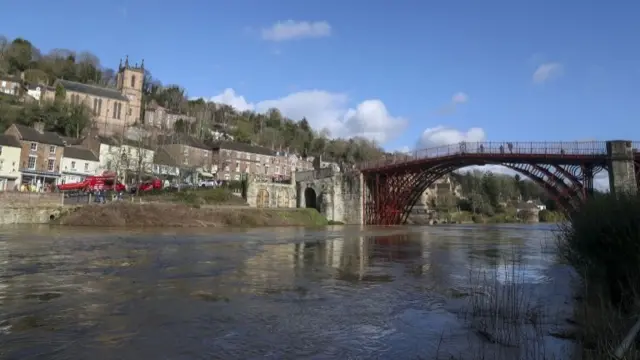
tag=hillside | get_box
[0,35,385,164]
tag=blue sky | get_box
[2,0,639,153]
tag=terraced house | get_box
[210,142,290,181]
[0,134,22,190]
[159,134,213,179]
[42,56,144,136]
[60,146,99,184]
[4,123,65,188]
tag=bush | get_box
[538,209,563,222]
[558,192,640,311]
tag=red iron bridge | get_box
[355,140,640,225]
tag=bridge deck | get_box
[359,141,640,171]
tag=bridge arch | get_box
[304,187,319,211]
[363,160,606,225]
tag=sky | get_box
[3,0,639,187]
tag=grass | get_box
[141,187,247,207]
[555,192,640,359]
[437,249,560,360]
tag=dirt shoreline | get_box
[55,202,329,228]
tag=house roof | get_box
[0,74,21,82]
[208,141,276,156]
[63,146,99,162]
[0,134,21,148]
[12,124,65,146]
[57,79,129,101]
[60,136,83,146]
[153,148,180,167]
[159,134,210,150]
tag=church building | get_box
[42,56,145,136]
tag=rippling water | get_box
[0,224,575,359]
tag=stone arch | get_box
[304,187,318,210]
[256,188,270,208]
[277,189,290,208]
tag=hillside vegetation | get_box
[0,35,384,164]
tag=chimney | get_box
[33,122,45,133]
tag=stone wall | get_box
[245,181,297,208]
[297,171,364,224]
[0,206,66,225]
[607,140,637,195]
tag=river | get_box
[0,224,577,360]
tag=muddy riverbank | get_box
[55,202,329,227]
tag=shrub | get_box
[558,192,640,311]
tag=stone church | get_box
[42,56,144,136]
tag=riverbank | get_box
[407,209,564,225]
[55,202,329,227]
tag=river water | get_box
[0,224,577,360]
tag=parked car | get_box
[199,179,217,188]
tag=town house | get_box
[60,146,100,184]
[153,148,181,182]
[0,74,23,97]
[82,132,155,184]
[0,134,23,190]
[210,142,291,181]
[159,134,213,179]
[4,123,65,187]
[42,56,144,136]
[144,101,196,130]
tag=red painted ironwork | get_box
[359,141,612,225]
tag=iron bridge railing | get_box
[358,141,639,170]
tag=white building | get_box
[153,149,181,179]
[26,84,43,101]
[92,136,155,183]
[60,146,100,184]
[0,134,22,191]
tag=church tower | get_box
[116,56,144,125]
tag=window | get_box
[30,142,37,151]
[0,145,2,155]
[131,75,136,88]
[256,155,261,163]
[27,156,36,169]
[98,99,103,115]
[93,98,99,114]
[0,160,3,171]
[235,162,240,172]
[1,81,5,87]
[84,163,89,172]
[71,161,76,170]
[113,102,122,119]
[49,145,56,155]
[224,173,230,180]
[47,159,55,172]
[234,174,240,181]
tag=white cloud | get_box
[210,89,254,112]
[261,20,332,42]
[417,126,486,148]
[207,88,406,144]
[434,91,469,116]
[532,62,563,84]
